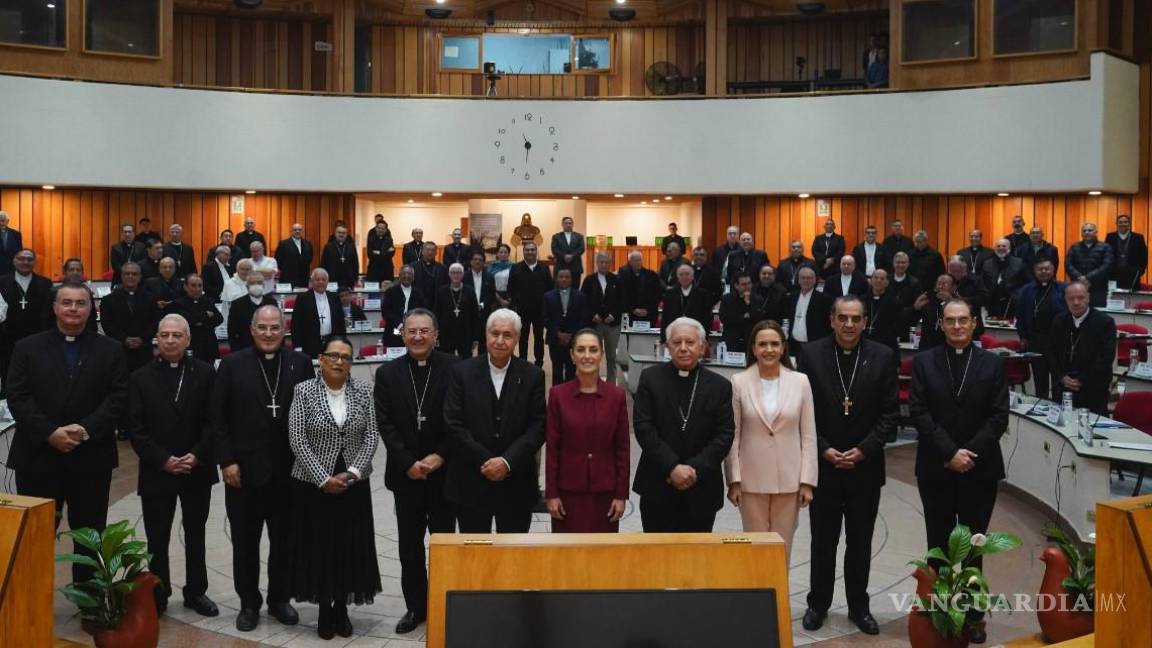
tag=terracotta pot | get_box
[1037,547,1095,643]
[908,567,971,648]
[82,572,160,648]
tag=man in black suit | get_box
[712,226,741,286]
[205,229,241,272]
[319,224,359,289]
[753,265,788,325]
[1005,214,1029,256]
[383,265,428,346]
[786,267,832,355]
[581,252,622,382]
[227,273,278,353]
[661,264,713,343]
[0,211,20,277]
[274,223,314,288]
[661,222,687,256]
[823,255,869,299]
[443,309,547,532]
[690,246,723,305]
[981,238,1027,319]
[1015,260,1066,401]
[881,219,915,265]
[618,250,662,326]
[202,245,233,303]
[798,295,898,636]
[0,248,53,392]
[633,316,735,531]
[852,225,890,278]
[402,228,425,266]
[144,257,184,313]
[550,217,585,287]
[890,252,922,340]
[1018,227,1060,282]
[412,242,449,309]
[1066,222,1114,307]
[719,273,758,353]
[434,263,480,359]
[165,273,223,363]
[6,282,128,584]
[163,224,198,280]
[212,305,313,632]
[812,219,846,280]
[465,250,497,348]
[442,228,469,268]
[136,216,162,248]
[777,240,816,294]
[234,218,265,261]
[726,232,771,285]
[374,308,459,635]
[957,229,994,277]
[141,239,164,280]
[1049,282,1117,415]
[543,268,588,384]
[128,314,219,616]
[862,269,902,352]
[507,242,553,367]
[913,273,957,350]
[100,262,159,372]
[1106,214,1148,290]
[909,229,946,291]
[109,222,147,287]
[659,242,689,288]
[291,268,346,358]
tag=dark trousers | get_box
[0,344,11,396]
[16,469,111,583]
[439,332,473,359]
[141,483,212,602]
[517,313,546,366]
[639,497,716,533]
[549,343,575,385]
[394,485,456,617]
[456,500,533,533]
[918,476,998,571]
[225,477,292,610]
[1029,335,1053,400]
[807,477,882,614]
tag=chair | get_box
[711,315,722,332]
[358,343,380,359]
[979,334,999,349]
[996,339,1032,393]
[1116,324,1149,366]
[379,318,388,329]
[897,355,915,431]
[1133,301,1152,311]
[218,343,231,358]
[283,298,296,310]
[1111,392,1152,495]
[285,317,292,332]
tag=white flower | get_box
[971,534,987,547]
[967,576,979,586]
[953,563,962,574]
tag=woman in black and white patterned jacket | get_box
[287,336,382,640]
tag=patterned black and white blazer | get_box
[288,376,379,488]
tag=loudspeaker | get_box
[486,10,495,25]
[609,8,636,21]
[425,7,453,18]
[625,236,638,246]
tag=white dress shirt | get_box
[401,284,412,313]
[793,290,812,342]
[863,242,877,276]
[840,274,852,296]
[471,270,485,304]
[489,357,509,397]
[759,377,780,419]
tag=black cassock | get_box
[382,284,428,345]
[660,286,714,343]
[273,237,314,288]
[863,292,903,352]
[162,242,198,279]
[291,291,347,358]
[1048,308,1117,415]
[319,240,360,289]
[165,296,223,362]
[632,363,734,532]
[434,285,480,358]
[100,287,159,371]
[0,271,53,389]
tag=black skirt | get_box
[289,458,382,606]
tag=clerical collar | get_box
[949,344,971,355]
[1072,309,1090,328]
[1119,232,1130,240]
[996,253,1008,260]
[894,274,907,281]
[675,365,697,378]
[250,296,263,305]
[835,341,860,355]
[452,285,462,292]
[313,290,326,297]
[263,352,278,360]
[171,241,181,246]
[408,354,430,367]
[680,287,692,296]
[527,262,538,270]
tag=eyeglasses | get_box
[943,317,973,327]
[320,352,353,363]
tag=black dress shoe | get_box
[183,594,219,617]
[970,627,987,644]
[317,604,334,640]
[395,611,423,634]
[268,601,299,625]
[236,608,259,632]
[801,607,826,631]
[333,605,353,638]
[848,611,880,635]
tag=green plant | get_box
[1043,524,1096,607]
[909,524,1022,639]
[56,520,153,632]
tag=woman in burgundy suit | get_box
[545,328,631,532]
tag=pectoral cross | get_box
[267,401,280,417]
[19,296,28,310]
[842,397,852,416]
[453,308,460,317]
[416,409,427,430]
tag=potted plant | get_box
[908,524,1022,648]
[1037,525,1095,642]
[56,520,161,648]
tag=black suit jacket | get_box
[402,240,424,266]
[1106,231,1148,288]
[382,284,428,334]
[618,267,662,320]
[1017,242,1060,281]
[660,286,714,342]
[227,295,278,352]
[632,363,735,515]
[291,291,347,358]
[442,242,469,268]
[693,264,723,304]
[128,358,219,495]
[144,275,184,312]
[1048,308,1117,414]
[753,283,788,325]
[881,235,915,264]
[6,330,127,474]
[958,246,995,276]
[234,231,266,260]
[787,290,833,344]
[464,270,498,319]
[412,261,449,309]
[0,272,53,344]
[910,345,1008,482]
[165,296,223,362]
[852,243,891,277]
[210,347,314,486]
[863,292,903,351]
[109,240,147,286]
[274,237,314,288]
[812,233,846,278]
[550,232,585,278]
[319,240,359,288]
[719,291,759,352]
[204,244,241,273]
[365,230,395,281]
[823,273,869,299]
[797,337,898,488]
[443,356,547,508]
[99,287,159,369]
[162,242,198,279]
[581,272,622,323]
[434,285,481,346]
[375,351,460,493]
[0,227,21,276]
[725,249,771,285]
[508,262,553,318]
[201,260,231,302]
[543,288,589,345]
[777,257,816,293]
[909,246,946,291]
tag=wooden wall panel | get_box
[728,12,888,83]
[0,189,354,280]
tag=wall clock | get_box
[494,111,559,182]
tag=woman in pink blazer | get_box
[724,320,818,557]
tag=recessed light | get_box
[518,28,530,34]
[616,0,626,4]
[46,3,55,8]
[997,192,1010,197]
[798,193,810,199]
[431,192,443,197]
[1088,190,1102,196]
[571,196,580,200]
[245,190,257,194]
[614,193,624,198]
[652,199,660,203]
[407,199,415,204]
[664,196,672,200]
[41,184,55,190]
[641,201,648,205]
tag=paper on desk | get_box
[1106,442,1152,451]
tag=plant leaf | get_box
[55,554,102,570]
[980,532,1021,555]
[948,525,972,565]
[59,585,101,609]
[65,528,103,552]
[926,548,950,564]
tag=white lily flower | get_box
[971,534,987,547]
[967,575,979,586]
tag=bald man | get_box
[1048,282,1117,415]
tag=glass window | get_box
[483,33,572,75]
[441,35,480,71]
[0,0,67,49]
[85,0,159,57]
[994,0,1075,56]
[574,36,611,71]
[901,0,976,63]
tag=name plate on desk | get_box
[353,320,373,331]
[723,352,747,366]
[631,321,651,332]
[327,284,338,293]
[385,347,407,359]
[96,286,111,298]
[276,283,293,293]
[364,298,382,310]
[362,281,381,291]
[1046,407,1063,426]
[1107,298,1127,311]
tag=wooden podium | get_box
[1095,495,1152,647]
[0,494,56,648]
[427,532,793,648]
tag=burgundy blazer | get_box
[545,379,630,499]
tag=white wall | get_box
[0,53,1139,194]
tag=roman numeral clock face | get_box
[495,112,559,182]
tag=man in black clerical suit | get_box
[881,220,915,266]
[234,218,266,262]
[661,264,713,343]
[443,228,469,268]
[383,265,428,346]
[206,230,242,272]
[1049,282,1117,415]
[690,246,723,305]
[777,240,817,294]
[720,274,758,353]
[753,265,787,325]
[144,257,184,313]
[945,256,987,338]
[212,305,313,632]
[100,262,159,372]
[228,274,278,353]
[274,223,314,288]
[712,226,741,287]
[786,267,833,355]
[890,252,922,340]
[202,245,233,303]
[165,274,223,363]
[823,255,869,299]
[725,232,771,285]
[0,248,53,393]
[797,296,898,636]
[543,268,589,384]
[661,222,686,256]
[319,224,359,289]
[374,308,459,635]
[291,268,346,358]
[443,308,546,533]
[110,223,147,287]
[412,242,449,310]
[812,219,846,280]
[128,314,219,617]
[402,228,425,266]
[618,250,661,326]
[1005,214,1029,256]
[658,242,688,288]
[633,317,734,532]
[914,273,957,351]
[1106,214,1148,290]
[909,230,946,291]
[981,239,1028,319]
[1015,260,1067,401]
[434,263,480,359]
[136,217,162,248]
[507,242,553,367]
[1018,227,1060,282]
[163,224,198,280]
[141,239,164,280]
[550,217,585,287]
[852,225,890,278]
[465,251,497,348]
[581,252,623,383]
[6,282,127,584]
[862,269,902,352]
[957,229,994,277]
[0,211,20,277]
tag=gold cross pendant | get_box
[842,397,852,416]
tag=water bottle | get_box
[782,319,791,338]
[1061,391,1074,416]
[716,341,727,360]
[1130,348,1140,369]
[378,336,385,358]
[653,341,661,358]
[277,294,285,310]
[1078,409,1093,447]
[622,313,630,330]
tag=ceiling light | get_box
[664,196,672,200]
[798,193,810,199]
[245,190,257,194]
[614,193,624,198]
[407,199,415,204]
[432,192,443,197]
[435,0,446,3]
[641,201,648,205]
[46,3,55,8]
[571,196,580,200]
[41,184,55,190]
[1088,190,1102,196]
[652,199,660,203]
[518,28,530,34]
[997,192,1009,197]
[616,0,626,3]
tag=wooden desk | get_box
[0,494,56,648]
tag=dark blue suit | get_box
[543,287,589,384]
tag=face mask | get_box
[248,284,265,298]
